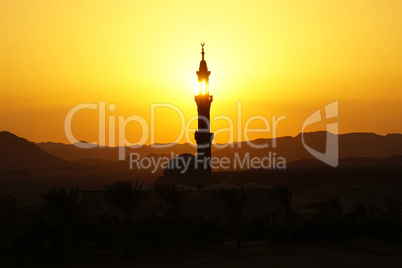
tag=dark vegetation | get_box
[0,181,400,265]
[0,131,401,265]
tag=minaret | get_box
[194,42,213,175]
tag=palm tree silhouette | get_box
[217,186,246,250]
[272,185,293,245]
[155,185,190,253]
[326,196,343,243]
[104,180,144,255]
[41,187,83,259]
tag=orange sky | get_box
[0,0,401,145]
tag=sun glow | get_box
[1,1,402,144]
[195,80,210,95]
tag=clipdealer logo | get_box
[302,100,339,167]
[64,100,339,170]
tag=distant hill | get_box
[36,132,402,166]
[213,155,402,187]
[1,131,401,184]
[37,141,196,161]
[212,132,402,164]
[0,131,72,170]
[2,130,402,172]
[36,141,122,161]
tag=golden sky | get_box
[0,0,401,145]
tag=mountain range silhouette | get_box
[1,131,402,172]
[0,131,68,169]
[36,131,402,161]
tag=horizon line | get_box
[2,130,401,148]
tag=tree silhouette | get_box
[354,201,367,221]
[272,185,293,245]
[217,186,246,250]
[326,196,344,243]
[155,185,190,253]
[41,187,83,259]
[104,180,144,255]
[385,198,401,233]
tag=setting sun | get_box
[0,0,401,145]
[1,2,402,264]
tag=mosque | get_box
[83,43,281,226]
[155,42,217,189]
[150,44,278,221]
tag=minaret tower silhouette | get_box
[194,42,213,175]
